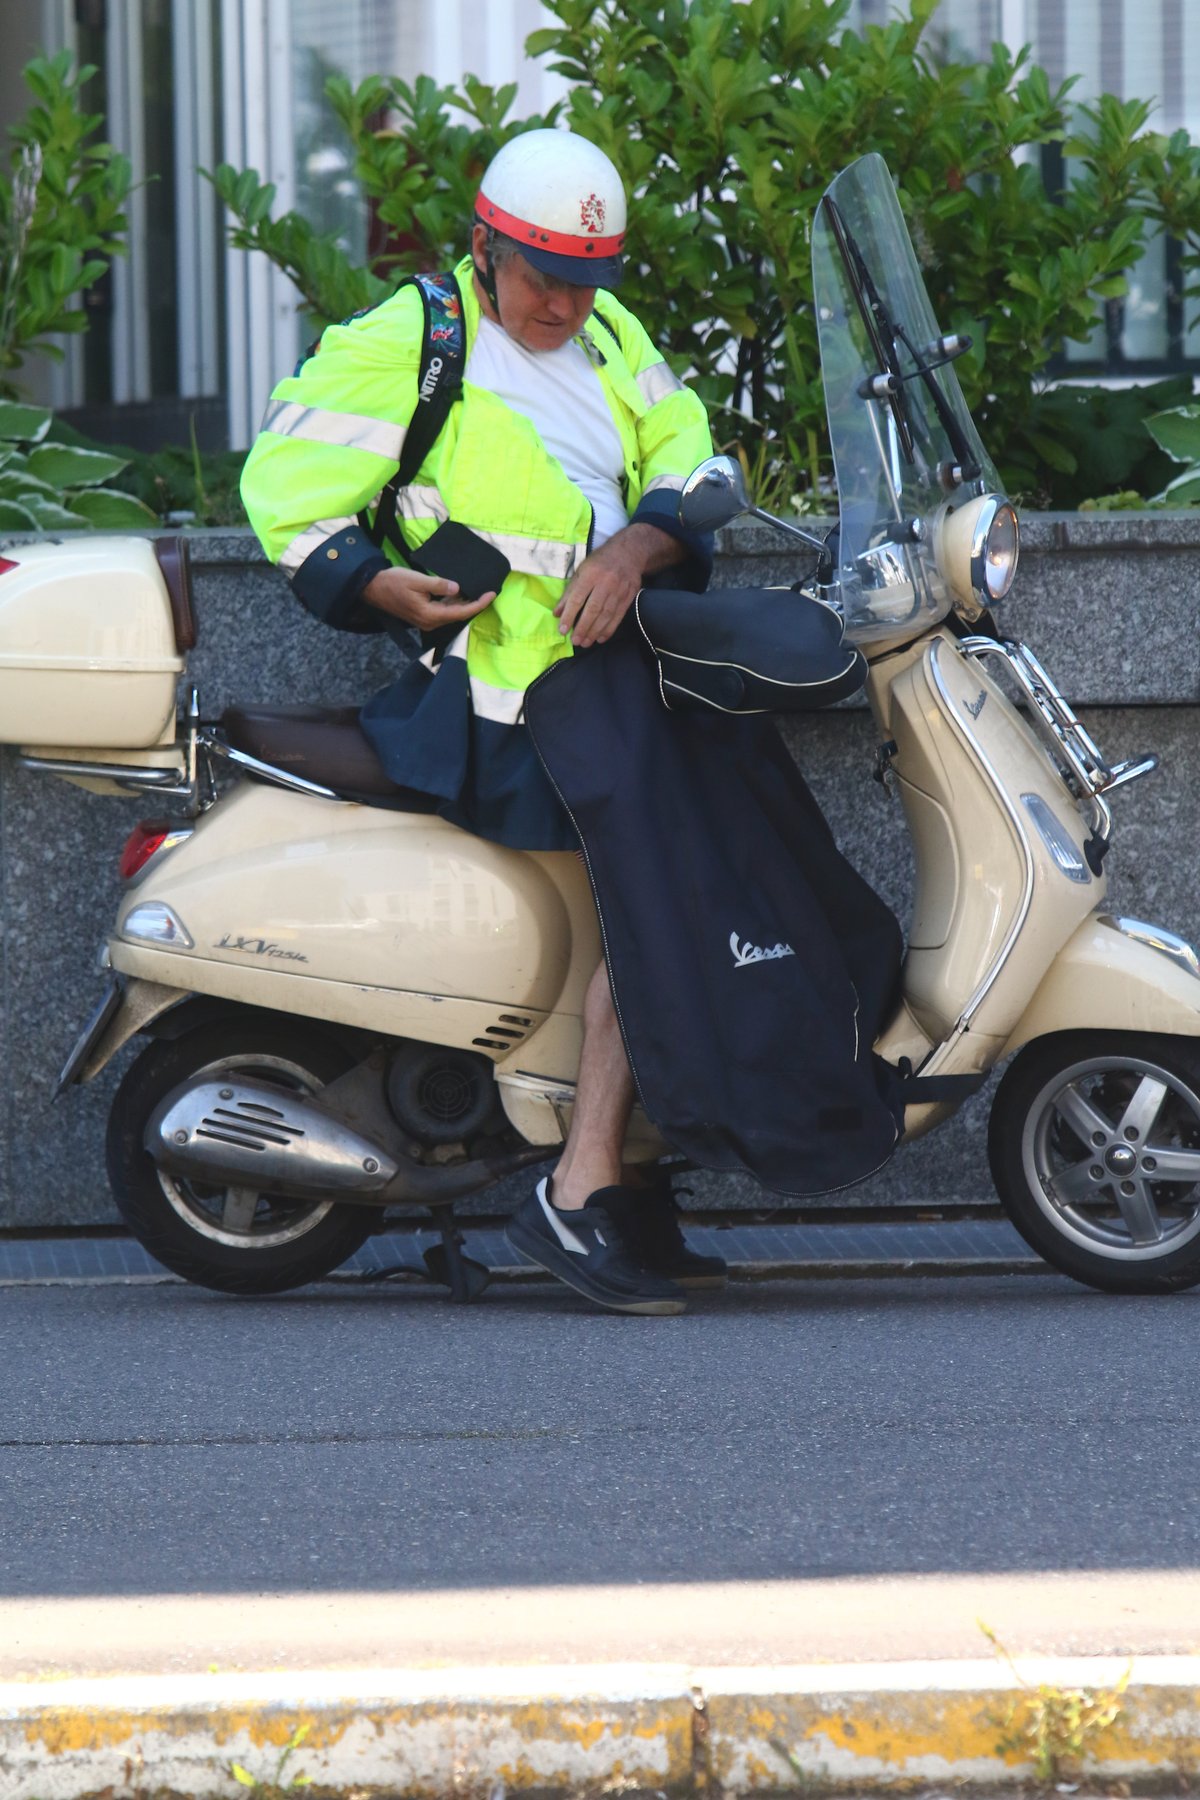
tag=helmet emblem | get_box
[580,192,606,234]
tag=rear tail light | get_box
[119,818,191,882]
[0,558,18,576]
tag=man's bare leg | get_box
[506,960,720,1306]
[550,960,634,1211]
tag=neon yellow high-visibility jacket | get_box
[240,254,714,848]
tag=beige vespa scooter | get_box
[5,153,1200,1300]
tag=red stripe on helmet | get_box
[476,191,626,259]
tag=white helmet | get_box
[476,128,627,289]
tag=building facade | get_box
[2,0,1196,451]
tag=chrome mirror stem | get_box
[749,506,829,554]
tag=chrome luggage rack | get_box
[959,636,1158,842]
[18,689,213,811]
[16,688,337,817]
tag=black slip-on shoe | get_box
[608,1178,728,1290]
[505,1178,687,1316]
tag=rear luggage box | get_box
[0,537,186,751]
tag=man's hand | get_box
[555,523,680,649]
[363,567,497,631]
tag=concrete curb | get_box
[4,1657,1200,1798]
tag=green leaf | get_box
[1155,467,1200,504]
[0,403,52,444]
[1144,405,1200,466]
[65,487,158,526]
[49,243,78,293]
[23,497,89,529]
[230,1765,258,1789]
[0,472,62,502]
[1026,430,1078,475]
[232,168,265,217]
[0,499,39,530]
[27,444,131,488]
[244,182,277,226]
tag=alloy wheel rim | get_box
[1022,1053,1200,1261]
[158,1053,335,1249]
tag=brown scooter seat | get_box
[219,704,439,811]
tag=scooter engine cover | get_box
[635,586,866,715]
[386,1043,501,1146]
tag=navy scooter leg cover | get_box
[524,629,905,1197]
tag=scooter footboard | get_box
[1002,913,1200,1055]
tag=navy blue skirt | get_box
[359,653,579,852]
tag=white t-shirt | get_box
[465,314,629,547]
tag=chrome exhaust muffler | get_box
[146,1074,553,1205]
[148,1076,398,1196]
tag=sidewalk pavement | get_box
[4,1575,1200,1797]
[0,1213,1038,1285]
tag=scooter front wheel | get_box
[106,1019,374,1294]
[989,1030,1200,1293]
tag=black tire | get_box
[989,1030,1200,1294]
[107,1018,374,1295]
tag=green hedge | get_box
[199,0,1200,507]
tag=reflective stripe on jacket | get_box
[240,255,714,705]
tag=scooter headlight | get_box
[934,493,1020,619]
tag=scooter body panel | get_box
[110,782,601,1067]
[872,632,1106,1047]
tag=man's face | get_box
[472,224,596,352]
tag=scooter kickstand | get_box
[422,1212,491,1304]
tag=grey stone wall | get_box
[1,514,1198,1227]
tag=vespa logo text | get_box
[964,690,987,719]
[215,934,308,964]
[730,932,795,969]
[418,355,444,401]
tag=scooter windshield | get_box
[811,155,1000,642]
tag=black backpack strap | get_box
[592,307,621,352]
[364,271,466,555]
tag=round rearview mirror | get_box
[678,455,752,533]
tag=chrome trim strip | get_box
[17,755,183,789]
[1104,914,1200,983]
[201,735,340,800]
[927,635,1036,1031]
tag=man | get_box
[241,127,723,1316]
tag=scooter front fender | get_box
[1002,912,1200,1055]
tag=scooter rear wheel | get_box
[107,1018,374,1294]
[989,1030,1200,1293]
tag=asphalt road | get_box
[3,1272,1199,1674]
